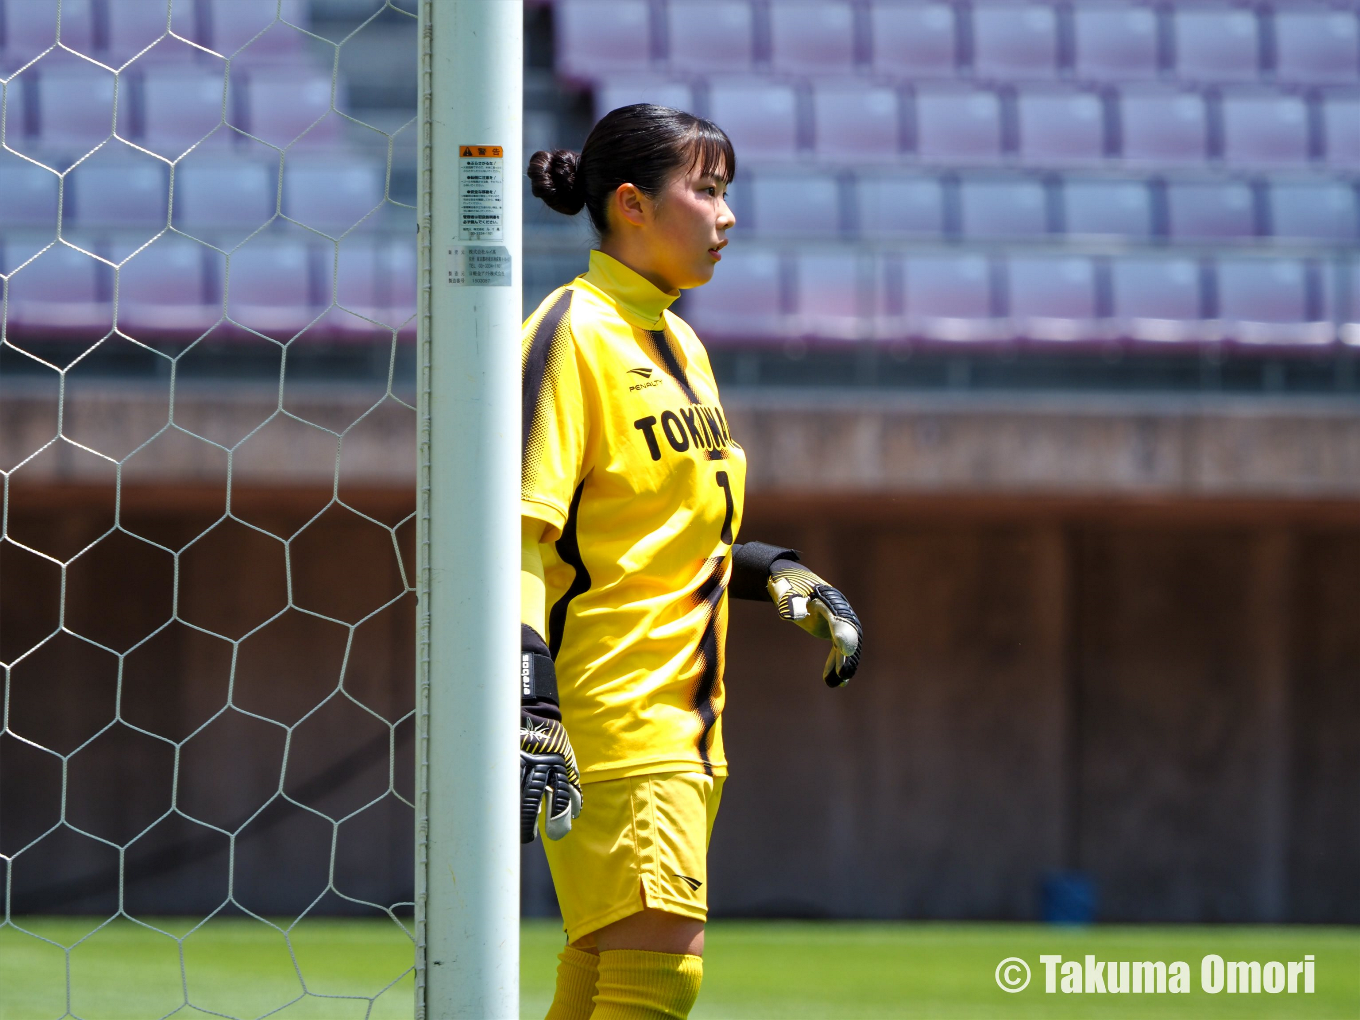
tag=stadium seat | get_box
[71,158,169,230]
[1220,94,1311,166]
[667,0,754,71]
[1118,90,1208,164]
[1062,179,1150,239]
[556,0,652,80]
[1109,257,1205,342]
[1016,89,1106,163]
[796,253,865,339]
[208,0,306,60]
[901,255,1002,341]
[707,82,799,159]
[1172,8,1260,81]
[971,3,1058,79]
[141,67,230,158]
[747,174,842,237]
[115,237,217,334]
[594,79,694,119]
[4,241,112,333]
[1072,4,1159,81]
[769,1,856,73]
[1007,256,1101,341]
[855,175,945,238]
[915,88,1003,163]
[284,161,383,234]
[237,70,340,149]
[0,159,59,229]
[870,2,955,79]
[226,240,316,337]
[1166,182,1257,241]
[2,0,95,70]
[1323,96,1360,166]
[37,64,117,153]
[1273,10,1359,85]
[960,179,1048,239]
[1268,182,1358,242]
[1216,259,1330,344]
[813,83,900,159]
[682,249,784,340]
[173,158,275,234]
[106,0,198,64]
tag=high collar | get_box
[581,250,679,330]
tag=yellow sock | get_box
[590,949,703,1020]
[546,946,600,1020]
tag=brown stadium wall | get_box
[4,385,1358,923]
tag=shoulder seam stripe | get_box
[522,288,574,464]
[547,482,591,660]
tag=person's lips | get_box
[709,240,727,261]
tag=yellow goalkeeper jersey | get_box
[522,250,745,783]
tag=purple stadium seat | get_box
[1008,256,1100,341]
[5,242,112,332]
[1073,5,1159,81]
[1016,89,1105,163]
[971,3,1058,80]
[71,158,168,230]
[38,64,116,152]
[1167,182,1256,240]
[2,0,94,70]
[594,79,694,120]
[106,0,197,64]
[0,159,59,229]
[683,249,783,340]
[1323,96,1360,166]
[1221,94,1310,166]
[901,255,1002,341]
[1273,10,1359,85]
[142,67,230,158]
[284,161,383,234]
[855,175,944,238]
[1216,259,1330,344]
[960,179,1047,239]
[556,0,652,80]
[115,237,216,333]
[226,240,315,337]
[707,82,798,159]
[1063,180,1150,238]
[173,158,275,234]
[208,0,306,60]
[748,174,841,237]
[1110,257,1204,342]
[769,1,856,74]
[796,253,864,340]
[238,70,340,149]
[870,2,955,79]
[1173,8,1260,81]
[915,88,1002,163]
[813,83,900,159]
[667,0,753,71]
[1269,182,1358,242]
[1118,90,1208,164]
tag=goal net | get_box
[0,1,424,1015]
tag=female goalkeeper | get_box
[519,104,863,1020]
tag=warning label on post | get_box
[446,245,512,287]
[459,144,504,241]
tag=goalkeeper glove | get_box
[767,561,862,686]
[520,625,582,843]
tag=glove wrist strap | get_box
[730,541,801,601]
[521,650,558,702]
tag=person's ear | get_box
[613,183,649,228]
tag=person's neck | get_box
[598,237,679,296]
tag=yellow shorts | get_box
[541,770,724,945]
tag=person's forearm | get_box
[522,516,548,638]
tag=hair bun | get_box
[528,149,586,216]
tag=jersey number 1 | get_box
[715,471,734,545]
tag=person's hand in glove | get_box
[520,624,582,843]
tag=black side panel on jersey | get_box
[689,556,728,776]
[548,482,591,660]
[522,289,574,465]
[637,327,699,404]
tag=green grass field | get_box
[1,917,1356,1019]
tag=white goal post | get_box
[416,1,523,1017]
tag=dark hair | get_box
[527,104,736,235]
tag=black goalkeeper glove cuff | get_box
[730,541,800,601]
[520,624,582,843]
[767,562,863,688]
